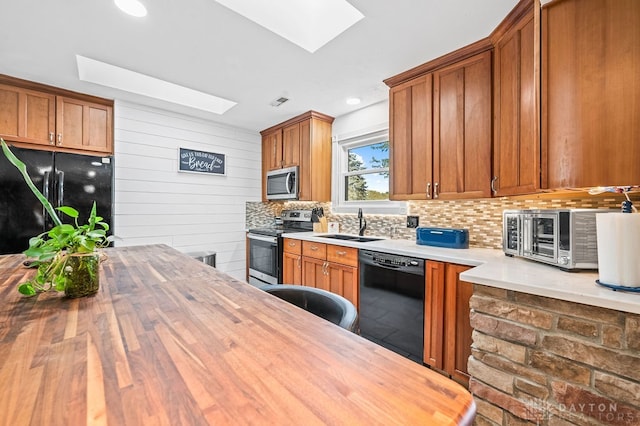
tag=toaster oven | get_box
[502,209,614,270]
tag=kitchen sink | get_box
[316,234,383,243]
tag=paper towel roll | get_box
[596,213,640,287]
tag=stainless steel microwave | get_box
[502,209,614,270]
[266,166,298,200]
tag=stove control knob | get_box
[558,256,569,266]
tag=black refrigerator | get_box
[0,145,113,255]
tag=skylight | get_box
[213,0,364,53]
[76,55,237,115]
[114,0,147,17]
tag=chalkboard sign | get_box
[178,148,226,175]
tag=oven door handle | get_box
[248,234,278,244]
[522,217,532,256]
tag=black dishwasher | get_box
[358,250,425,364]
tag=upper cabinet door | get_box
[298,117,332,202]
[433,51,492,200]
[542,0,640,188]
[282,122,300,168]
[298,119,312,201]
[493,2,540,196]
[0,84,55,146]
[263,130,283,171]
[389,74,433,200]
[55,97,113,154]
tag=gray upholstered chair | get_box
[261,284,359,333]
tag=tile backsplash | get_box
[246,194,638,249]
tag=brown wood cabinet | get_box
[282,238,303,285]
[0,75,113,155]
[443,263,473,386]
[55,96,113,153]
[326,262,358,309]
[260,111,333,202]
[302,256,328,290]
[387,43,492,201]
[261,123,297,172]
[0,84,55,146]
[424,261,473,387]
[299,241,358,309]
[433,51,492,200]
[282,123,301,169]
[261,129,282,200]
[298,117,332,202]
[389,75,433,200]
[262,129,283,172]
[424,260,446,368]
[542,0,640,188]
[492,0,540,196]
[0,76,113,154]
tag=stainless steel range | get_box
[247,209,313,286]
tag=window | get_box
[332,129,406,214]
[345,142,389,201]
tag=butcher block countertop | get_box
[0,244,475,426]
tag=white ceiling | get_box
[0,0,518,132]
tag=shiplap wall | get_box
[113,101,261,280]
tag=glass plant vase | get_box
[64,252,100,298]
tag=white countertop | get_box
[284,232,640,314]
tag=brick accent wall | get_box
[470,285,640,425]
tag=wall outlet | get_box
[407,216,419,228]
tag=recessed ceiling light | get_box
[346,97,361,105]
[114,0,147,17]
[76,55,236,115]
[213,0,364,53]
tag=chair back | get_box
[261,284,359,332]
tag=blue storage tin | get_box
[416,227,469,249]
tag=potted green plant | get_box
[1,138,112,298]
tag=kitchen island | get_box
[0,244,475,426]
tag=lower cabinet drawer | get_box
[326,245,358,267]
[283,238,302,255]
[302,241,327,260]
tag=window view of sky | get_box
[348,143,389,193]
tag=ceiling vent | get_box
[270,97,289,107]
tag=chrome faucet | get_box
[358,208,367,236]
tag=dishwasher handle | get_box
[359,251,425,276]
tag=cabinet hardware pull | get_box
[491,176,498,194]
[434,182,439,199]
[296,256,301,268]
[336,251,347,256]
[49,132,54,144]
[426,182,431,199]
[288,241,296,246]
[57,133,62,145]
[310,246,318,251]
